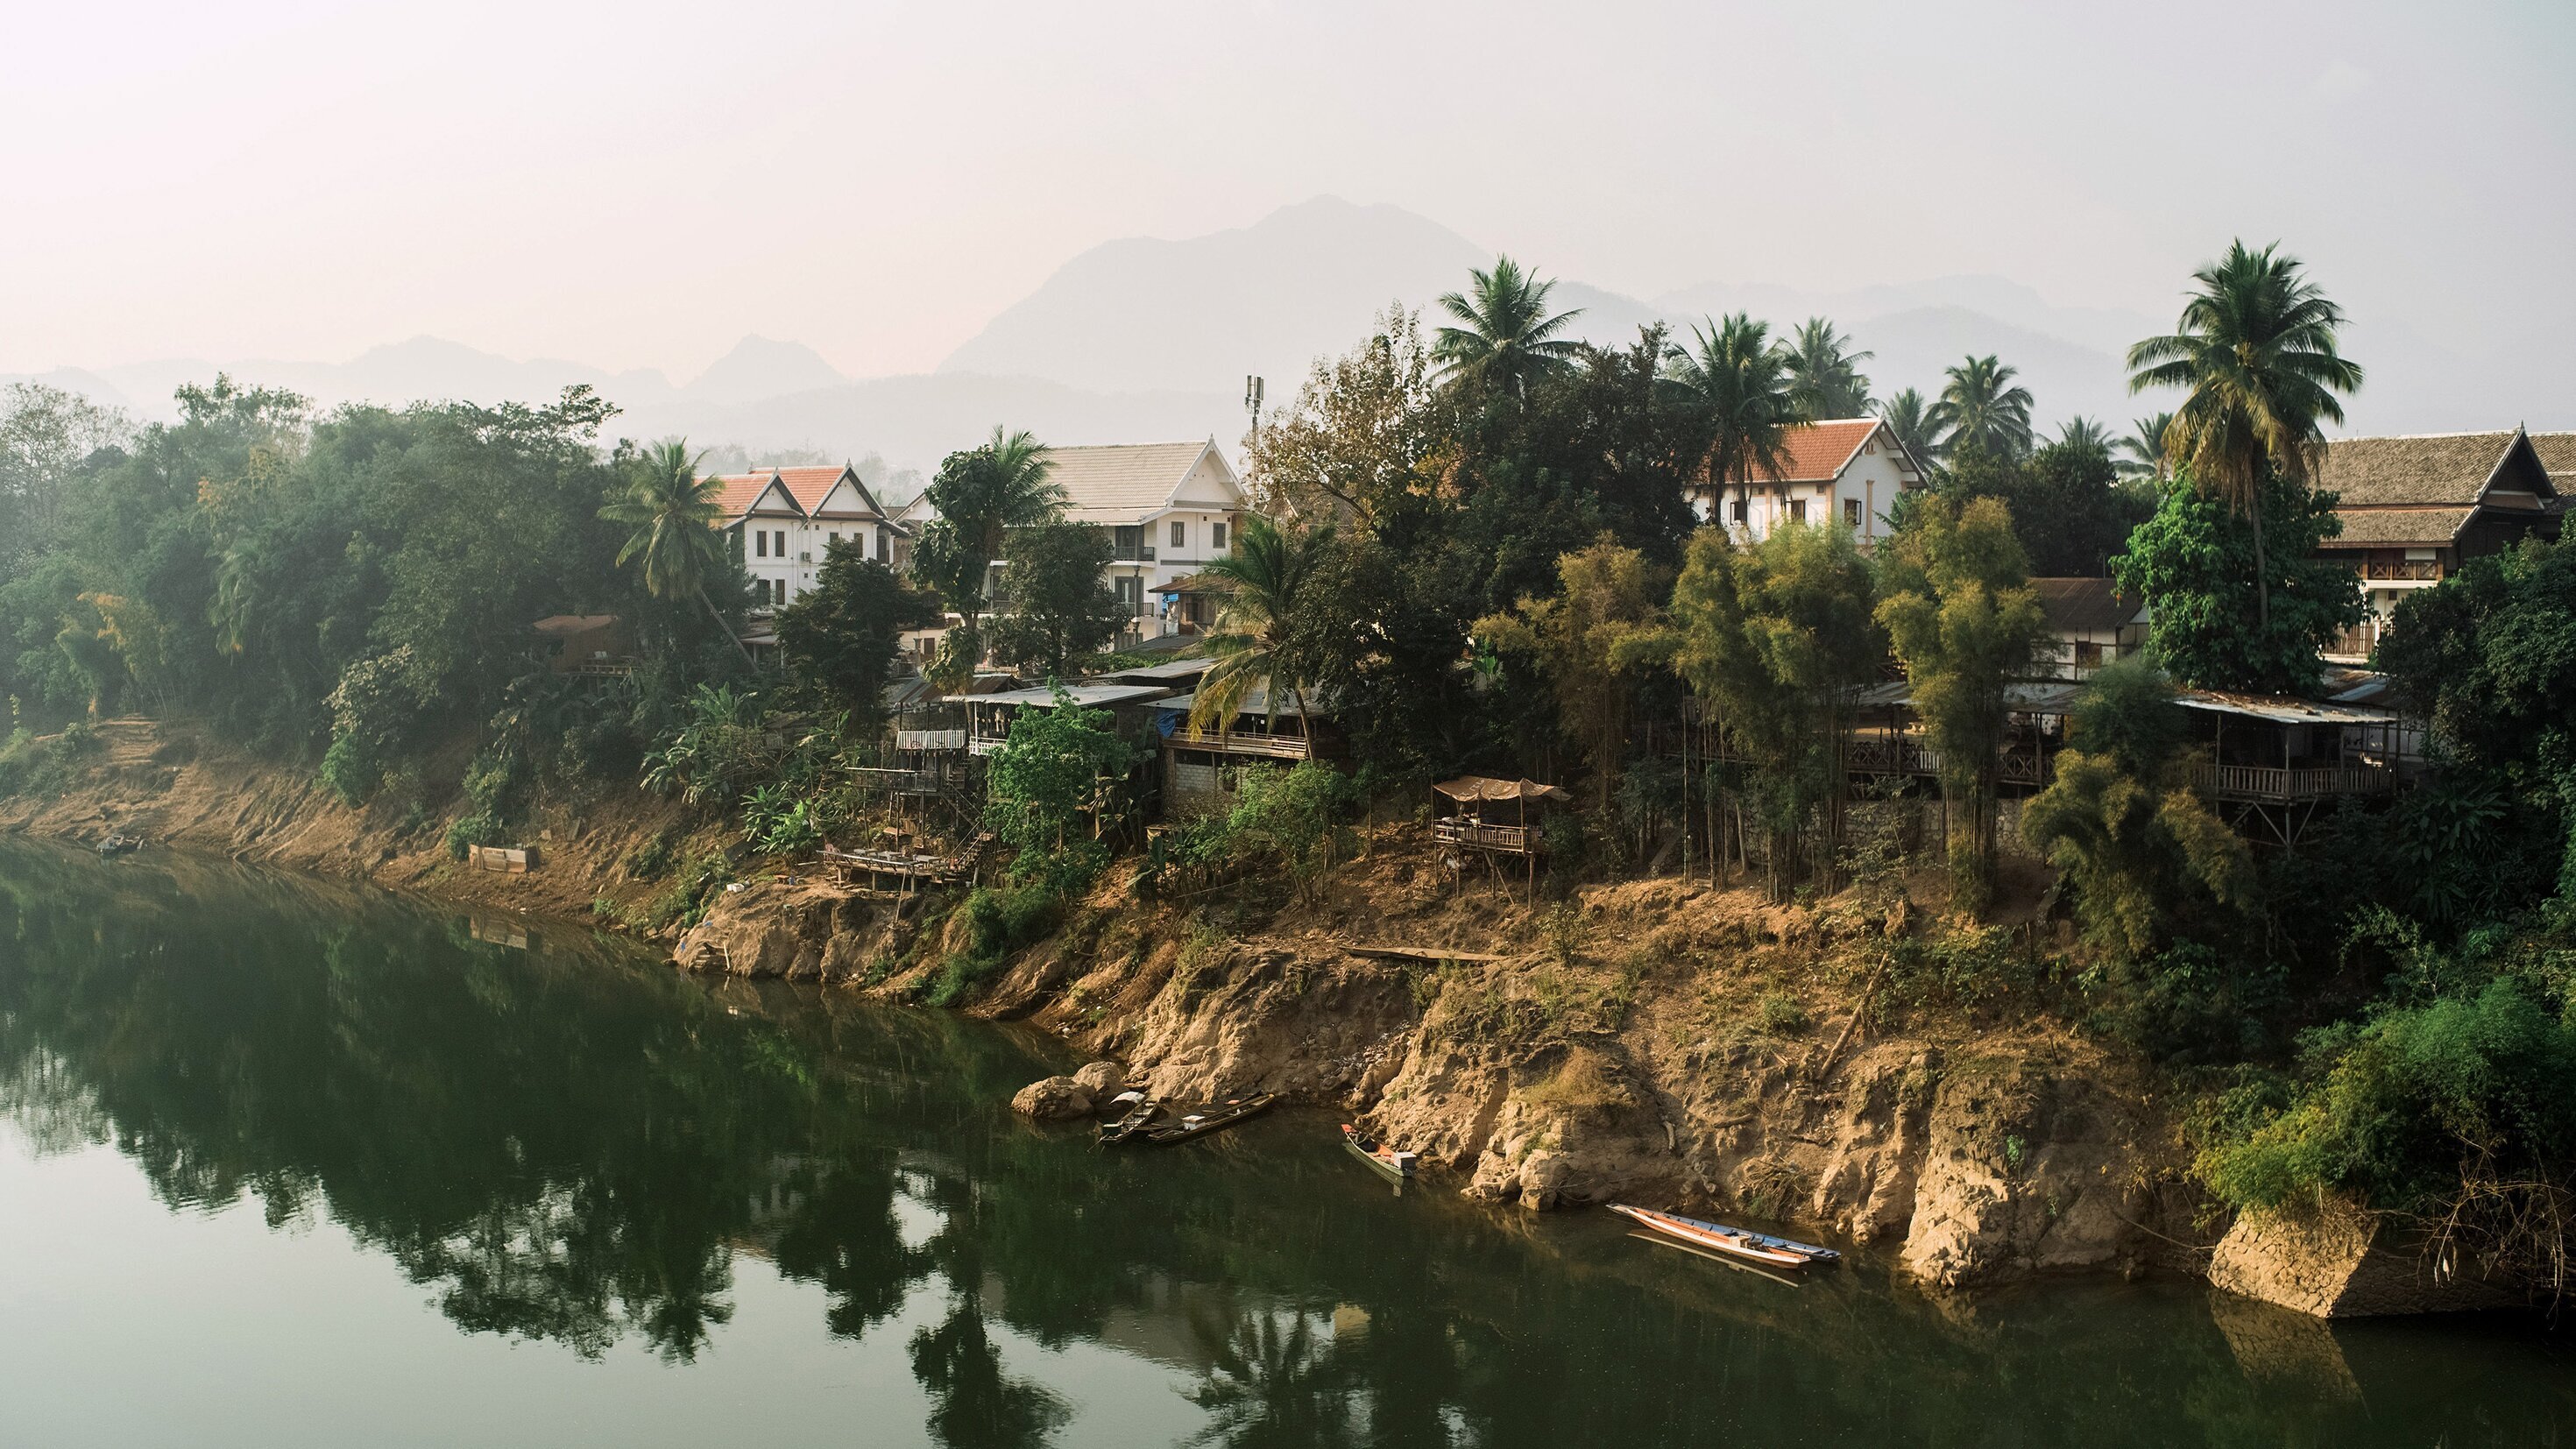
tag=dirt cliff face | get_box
[0,717,700,922]
[803,852,2213,1293]
[10,731,2210,1295]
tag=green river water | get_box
[0,838,2567,1447]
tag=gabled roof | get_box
[709,463,891,524]
[1044,441,1241,525]
[2319,507,2474,548]
[2318,429,2556,509]
[1702,418,1906,487]
[2031,577,2144,634]
[716,470,803,522]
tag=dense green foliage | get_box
[1938,438,2154,577]
[2114,469,2364,691]
[1669,522,1880,894]
[777,541,942,730]
[910,428,1065,686]
[981,688,1136,895]
[985,521,1124,679]
[1875,496,2046,910]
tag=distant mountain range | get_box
[11,196,2546,476]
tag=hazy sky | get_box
[7,0,2572,383]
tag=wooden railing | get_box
[1164,726,1312,759]
[2324,619,2382,661]
[2353,556,2441,582]
[1434,820,1540,854]
[2193,762,2396,802]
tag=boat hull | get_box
[1607,1204,1810,1269]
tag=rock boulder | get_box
[1072,1060,1127,1099]
[1011,1076,1094,1120]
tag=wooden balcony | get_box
[1164,726,1313,760]
[1433,820,1541,854]
[2193,762,2396,802]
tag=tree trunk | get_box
[702,587,755,666]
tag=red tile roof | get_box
[1702,418,1883,485]
[772,465,853,515]
[710,471,790,520]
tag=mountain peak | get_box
[688,336,846,404]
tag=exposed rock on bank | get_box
[2209,1198,2529,1317]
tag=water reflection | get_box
[0,838,2567,1448]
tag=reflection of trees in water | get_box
[909,1303,1070,1449]
[1185,1304,1356,1449]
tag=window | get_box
[754,578,770,606]
[1212,521,1228,551]
[1730,498,1748,524]
[875,528,888,564]
[754,530,768,558]
[775,530,787,559]
[1844,498,1861,527]
[1788,498,1808,523]
[1112,525,1143,560]
[1115,576,1142,610]
[2074,640,2105,671]
[1171,520,1186,548]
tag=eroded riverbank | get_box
[3,835,2567,1447]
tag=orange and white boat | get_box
[1606,1204,1811,1270]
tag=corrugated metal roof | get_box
[2175,691,2399,725]
[955,682,1175,708]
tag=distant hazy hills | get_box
[13,196,2527,476]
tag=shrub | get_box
[925,883,1060,1007]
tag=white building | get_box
[710,464,902,611]
[1688,417,1928,546]
[901,440,1248,643]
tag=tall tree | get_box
[1942,439,2154,578]
[1432,256,1584,401]
[1670,522,1882,896]
[1928,355,2035,461]
[1875,495,2048,914]
[1473,537,1673,812]
[1189,514,1333,737]
[598,439,753,663]
[2052,416,2117,466]
[1878,387,1940,467]
[2126,240,2364,628]
[1663,315,1801,523]
[2115,467,2362,692]
[1783,317,1875,420]
[2116,412,2176,483]
[1245,307,1449,525]
[775,540,942,733]
[0,383,128,576]
[985,521,1124,679]
[911,428,1065,687]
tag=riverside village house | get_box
[711,463,903,616]
[2313,428,2566,662]
[1688,417,1928,546]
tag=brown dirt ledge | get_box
[7,717,2291,1301]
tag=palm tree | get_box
[914,427,1065,683]
[2052,415,2117,464]
[1784,316,1875,419]
[1188,514,1331,737]
[2115,412,2176,482]
[2127,240,2363,626]
[1432,255,1584,399]
[1663,314,1801,524]
[1928,355,2035,460]
[599,439,751,661]
[1878,387,1940,467]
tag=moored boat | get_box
[1097,1090,1161,1146]
[1141,1093,1275,1146]
[1341,1123,1419,1180]
[1606,1204,1812,1270]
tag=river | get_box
[0,838,2565,1447]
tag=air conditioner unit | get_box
[798,552,813,563]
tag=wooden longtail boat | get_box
[1341,1123,1419,1180]
[1141,1094,1276,1146]
[1638,1210,1838,1263]
[1606,1204,1812,1269]
[1097,1091,1161,1146]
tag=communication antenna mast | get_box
[1243,374,1265,435]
